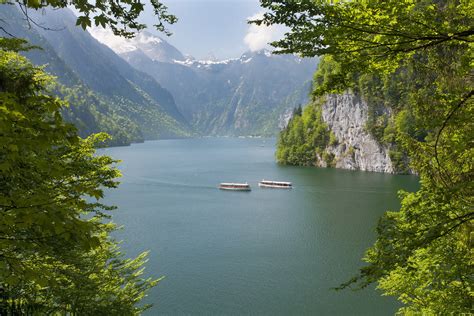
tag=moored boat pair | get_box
[219,180,292,191]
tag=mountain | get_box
[1,6,192,145]
[92,31,318,136]
[5,6,317,139]
[90,29,186,63]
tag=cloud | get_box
[89,27,137,54]
[244,12,282,52]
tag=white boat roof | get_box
[220,182,249,186]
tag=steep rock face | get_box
[320,93,394,173]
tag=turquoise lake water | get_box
[100,138,419,315]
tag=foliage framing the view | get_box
[257,0,473,314]
[2,0,176,38]
[0,40,159,314]
[0,0,176,310]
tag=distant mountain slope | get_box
[1,6,192,144]
[93,31,318,136]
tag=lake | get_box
[100,138,419,315]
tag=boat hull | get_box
[219,183,251,191]
[219,187,251,191]
[258,183,292,189]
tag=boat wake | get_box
[124,176,217,190]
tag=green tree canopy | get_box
[256,0,473,313]
[0,43,158,314]
[2,0,176,37]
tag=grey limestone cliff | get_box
[318,93,394,173]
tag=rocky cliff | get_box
[317,93,394,173]
[275,91,405,173]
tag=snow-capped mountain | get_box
[92,29,318,136]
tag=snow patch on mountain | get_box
[173,57,239,68]
[172,49,273,69]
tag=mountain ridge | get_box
[0,6,192,145]
[92,30,318,136]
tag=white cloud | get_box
[89,27,137,54]
[244,12,282,52]
[90,28,167,57]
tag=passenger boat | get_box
[258,180,292,189]
[219,182,251,191]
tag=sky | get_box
[137,0,286,60]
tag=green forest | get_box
[1,0,473,314]
[276,99,336,167]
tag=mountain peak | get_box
[90,28,185,63]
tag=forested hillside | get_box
[277,56,412,174]
[0,6,191,146]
